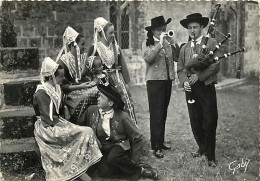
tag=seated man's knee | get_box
[98,168,110,178]
[107,154,118,165]
[96,159,113,178]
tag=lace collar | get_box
[60,52,86,80]
[96,41,119,69]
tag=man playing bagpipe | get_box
[177,13,220,167]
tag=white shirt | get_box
[191,35,203,47]
[99,108,114,138]
[153,36,160,42]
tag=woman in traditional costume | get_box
[33,57,102,181]
[88,17,137,125]
[56,26,99,123]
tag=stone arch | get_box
[216,3,241,78]
[225,6,239,77]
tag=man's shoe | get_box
[154,150,164,158]
[162,142,171,150]
[141,167,158,180]
[191,150,205,158]
[208,160,217,167]
[191,151,200,158]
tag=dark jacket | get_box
[33,89,60,127]
[77,105,143,162]
[142,39,179,81]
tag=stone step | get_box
[0,137,38,153]
[0,75,40,84]
[0,47,39,71]
[0,76,40,109]
[215,78,247,90]
[0,106,35,117]
[0,107,36,139]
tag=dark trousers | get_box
[147,80,172,150]
[94,145,141,181]
[185,81,218,161]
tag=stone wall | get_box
[0,1,2,47]
[243,2,259,76]
[9,2,109,63]
[0,47,39,71]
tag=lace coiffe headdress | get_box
[38,57,62,117]
[40,57,59,85]
[56,26,81,83]
[92,17,109,56]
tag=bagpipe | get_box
[185,4,245,104]
[185,4,245,74]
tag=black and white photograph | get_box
[0,0,258,181]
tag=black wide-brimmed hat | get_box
[180,13,209,29]
[97,84,124,110]
[145,16,172,31]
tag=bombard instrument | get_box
[164,30,175,37]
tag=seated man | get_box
[77,84,158,181]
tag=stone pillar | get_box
[243,1,259,76]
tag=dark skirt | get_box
[65,86,99,123]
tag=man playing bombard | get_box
[177,13,220,167]
[143,16,180,158]
[78,84,158,180]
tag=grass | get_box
[1,80,259,181]
[130,80,259,181]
